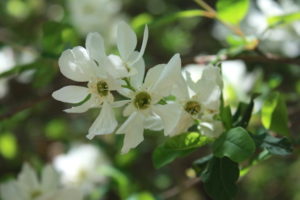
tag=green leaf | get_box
[193,154,213,176]
[268,12,300,27]
[152,132,212,168]
[262,92,290,136]
[201,157,239,200]
[216,0,250,25]
[253,133,292,156]
[220,105,232,130]
[213,127,255,162]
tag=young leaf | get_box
[253,133,292,156]
[268,12,300,27]
[152,132,212,168]
[220,105,232,130]
[213,127,255,162]
[201,157,239,200]
[262,92,290,136]
[216,0,250,25]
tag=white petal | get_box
[107,54,129,78]
[64,97,94,113]
[0,181,24,200]
[128,51,145,88]
[200,66,223,89]
[195,79,221,110]
[152,103,183,136]
[17,163,39,193]
[87,101,117,139]
[58,50,89,82]
[128,25,149,65]
[41,165,60,192]
[117,21,137,62]
[144,113,163,131]
[86,32,106,62]
[116,112,145,154]
[52,86,89,103]
[123,103,135,116]
[199,117,224,138]
[143,64,165,89]
[150,54,182,99]
[50,188,83,200]
[112,100,131,108]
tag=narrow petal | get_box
[152,103,183,136]
[117,21,137,62]
[195,79,221,110]
[128,25,149,65]
[64,97,94,113]
[199,117,224,138]
[87,101,117,139]
[123,103,135,116]
[143,64,165,89]
[58,49,89,82]
[0,181,23,200]
[144,113,163,131]
[200,66,223,89]
[41,165,60,192]
[128,51,145,88]
[107,54,129,78]
[86,32,106,62]
[52,86,89,104]
[150,54,182,99]
[111,100,131,108]
[116,112,145,154]
[17,163,39,193]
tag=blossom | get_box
[67,0,122,39]
[0,163,83,200]
[156,65,224,137]
[53,144,110,194]
[52,21,148,140]
[116,54,183,153]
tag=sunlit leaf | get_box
[268,12,300,27]
[216,0,250,25]
[213,127,255,162]
[201,157,239,200]
[153,132,212,168]
[0,132,17,159]
[262,92,290,136]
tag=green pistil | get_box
[97,81,109,97]
[184,101,201,115]
[134,92,151,110]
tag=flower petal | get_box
[144,113,163,131]
[111,100,131,108]
[152,103,183,136]
[87,101,117,139]
[116,112,144,154]
[64,97,94,113]
[128,25,149,65]
[150,54,182,99]
[17,163,39,193]
[52,188,83,200]
[199,116,224,138]
[86,32,106,62]
[128,51,145,88]
[200,66,223,89]
[41,165,60,192]
[117,21,137,62]
[143,64,165,89]
[58,49,88,82]
[52,86,89,104]
[0,181,23,200]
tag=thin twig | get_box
[160,177,202,199]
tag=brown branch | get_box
[160,177,211,199]
[0,94,51,121]
[194,54,300,66]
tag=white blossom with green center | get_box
[0,163,83,200]
[116,54,184,154]
[154,66,224,137]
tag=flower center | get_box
[133,92,151,110]
[97,81,109,97]
[31,190,42,199]
[184,101,201,115]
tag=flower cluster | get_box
[52,21,224,153]
[0,164,83,200]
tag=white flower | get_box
[116,54,183,153]
[0,47,15,98]
[158,66,224,137]
[52,34,127,139]
[0,163,83,200]
[53,144,110,194]
[67,0,122,39]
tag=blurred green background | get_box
[0,0,300,199]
